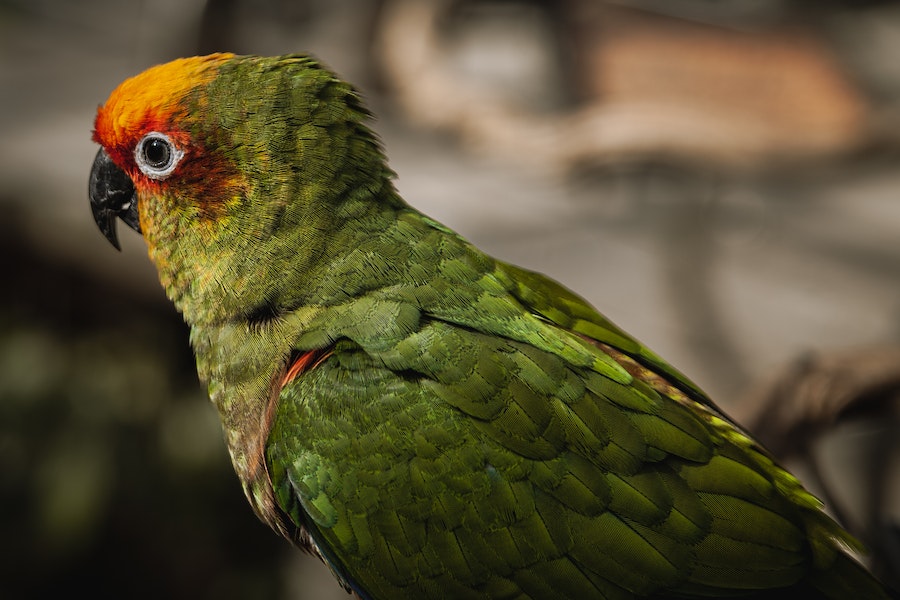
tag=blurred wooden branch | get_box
[738,345,900,588]
[741,346,900,457]
[376,0,870,173]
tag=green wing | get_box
[265,220,887,599]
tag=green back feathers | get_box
[265,210,888,597]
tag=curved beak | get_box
[89,148,141,251]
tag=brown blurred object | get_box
[738,346,900,590]
[740,346,900,456]
[376,0,870,172]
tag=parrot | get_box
[88,53,895,599]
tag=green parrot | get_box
[88,53,894,599]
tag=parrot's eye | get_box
[135,132,183,180]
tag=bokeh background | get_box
[2,0,900,597]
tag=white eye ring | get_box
[135,132,184,180]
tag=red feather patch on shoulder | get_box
[281,348,334,389]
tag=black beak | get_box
[89,148,141,251]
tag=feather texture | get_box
[89,54,895,599]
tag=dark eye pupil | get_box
[143,138,171,168]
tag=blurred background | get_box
[2,0,900,597]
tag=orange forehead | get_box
[93,53,234,151]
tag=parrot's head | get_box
[90,53,232,251]
[90,54,397,322]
